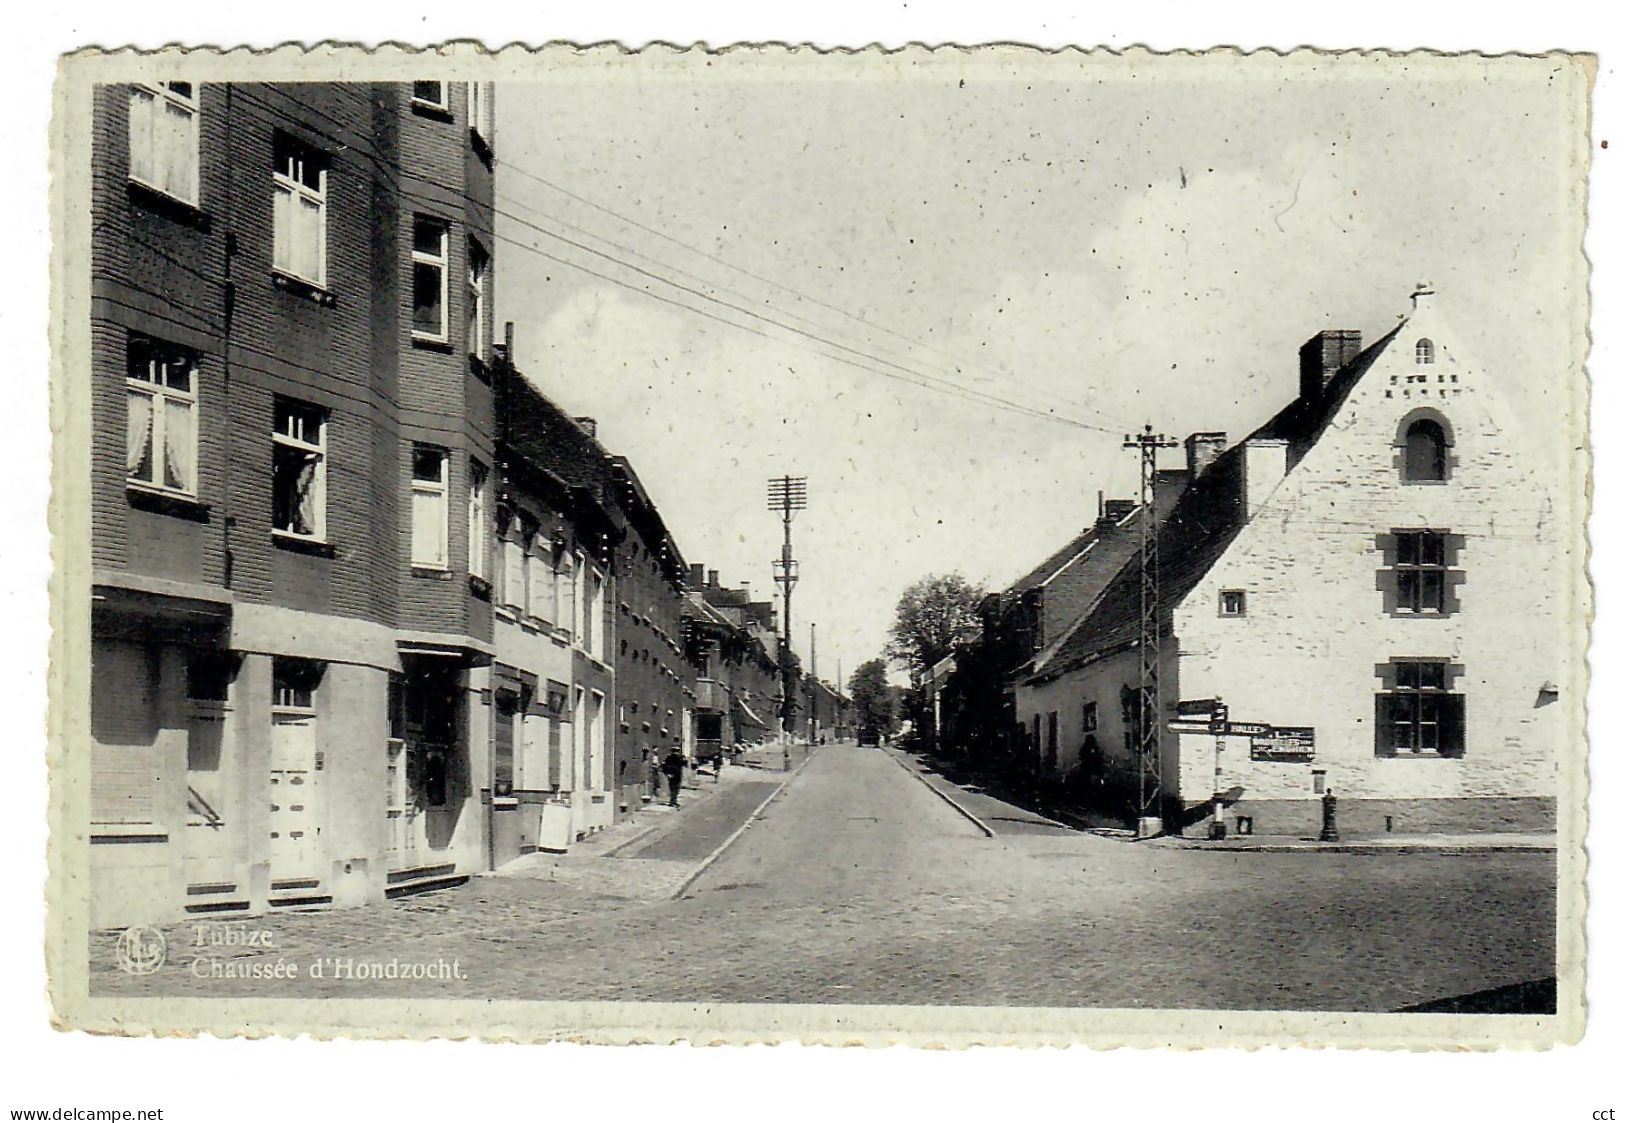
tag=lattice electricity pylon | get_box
[1123,425,1178,834]
[768,476,808,731]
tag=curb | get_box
[1160,841,1556,856]
[669,747,821,900]
[884,750,995,838]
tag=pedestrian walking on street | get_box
[661,745,687,809]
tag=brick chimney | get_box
[688,563,705,587]
[707,569,719,588]
[574,416,598,438]
[1298,330,1363,402]
[1099,499,1137,526]
[1185,431,1228,478]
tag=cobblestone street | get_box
[93,744,1555,1012]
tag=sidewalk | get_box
[885,747,1077,836]
[494,758,796,900]
[891,748,1556,855]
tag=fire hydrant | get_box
[1318,789,1341,843]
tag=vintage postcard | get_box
[47,44,1592,1047]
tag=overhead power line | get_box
[497,156,1143,430]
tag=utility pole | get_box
[768,475,807,742]
[809,622,818,745]
[1123,424,1178,837]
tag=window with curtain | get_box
[412,216,450,341]
[466,237,489,359]
[126,334,198,496]
[128,82,200,205]
[410,446,448,568]
[467,459,488,580]
[272,399,328,539]
[272,133,328,287]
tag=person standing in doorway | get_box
[661,744,686,809]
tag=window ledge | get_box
[272,271,337,307]
[127,484,210,522]
[126,179,209,229]
[411,334,454,353]
[469,574,492,599]
[468,353,491,383]
[90,823,170,844]
[410,100,455,122]
[470,128,494,164]
[1378,752,1465,760]
[272,531,336,558]
[412,565,454,580]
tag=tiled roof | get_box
[1029,324,1401,684]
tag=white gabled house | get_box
[1018,287,1572,836]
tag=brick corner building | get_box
[89,79,499,927]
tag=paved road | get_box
[93,744,1556,1012]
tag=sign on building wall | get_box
[1249,725,1316,762]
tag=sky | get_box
[492,49,1589,687]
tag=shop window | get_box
[128,81,200,206]
[1375,659,1465,757]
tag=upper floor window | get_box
[128,82,200,206]
[411,217,450,342]
[1389,529,1456,615]
[1219,589,1247,617]
[467,459,489,581]
[272,133,328,288]
[468,83,493,149]
[410,446,449,569]
[272,398,328,541]
[1415,338,1435,365]
[1404,418,1448,482]
[528,540,553,623]
[1375,659,1464,757]
[467,237,490,360]
[126,334,198,497]
[501,522,528,615]
[411,81,449,110]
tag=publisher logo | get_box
[115,925,168,975]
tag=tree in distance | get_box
[885,572,988,679]
[848,658,896,738]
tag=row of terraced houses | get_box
[87,80,812,929]
[924,289,1576,839]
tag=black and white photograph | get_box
[27,28,1608,1094]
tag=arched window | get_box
[1415,338,1435,365]
[1404,418,1448,481]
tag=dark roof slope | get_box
[1030,324,1399,683]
